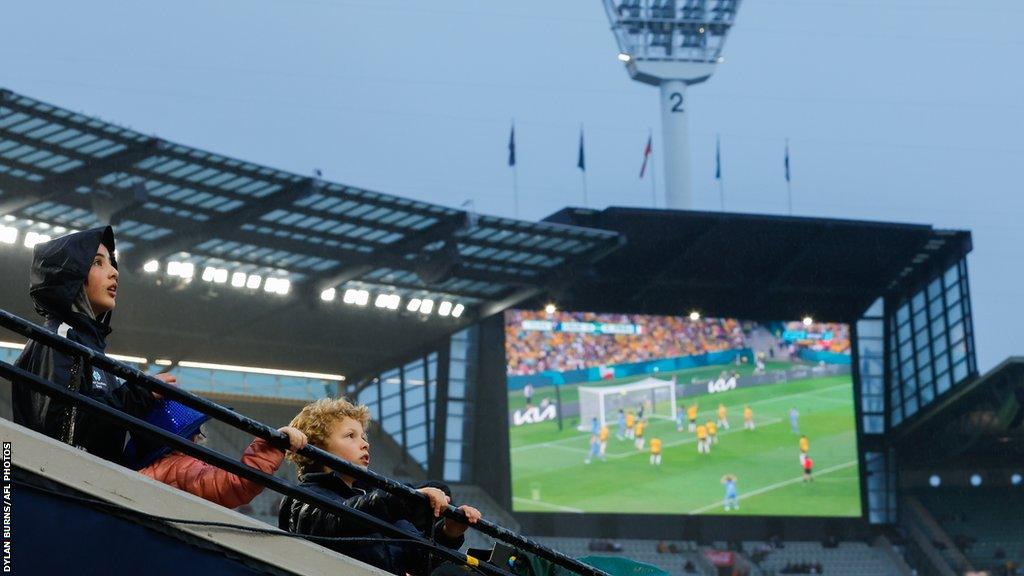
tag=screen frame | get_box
[475,308,871,536]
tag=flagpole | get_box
[513,163,520,218]
[785,138,793,215]
[578,124,587,207]
[509,119,519,218]
[649,129,657,208]
[715,134,724,211]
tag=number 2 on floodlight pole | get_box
[670,92,684,113]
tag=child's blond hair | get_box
[287,397,371,477]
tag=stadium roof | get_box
[543,206,973,322]
[894,357,1024,467]
[0,87,621,379]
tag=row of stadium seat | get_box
[915,489,1024,573]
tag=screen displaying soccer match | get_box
[505,310,863,517]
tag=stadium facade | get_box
[3,88,1019,576]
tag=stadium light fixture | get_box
[452,303,465,318]
[354,289,369,306]
[419,299,435,315]
[231,272,247,287]
[201,266,217,282]
[245,274,262,289]
[802,316,814,326]
[320,288,336,302]
[929,474,941,487]
[970,474,982,487]
[24,231,51,248]
[603,0,743,209]
[343,288,369,306]
[264,277,291,296]
[407,298,422,312]
[1,215,13,222]
[375,293,401,310]
[154,359,173,366]
[0,225,17,245]
[53,225,67,234]
[689,311,701,321]
[1012,473,1022,486]
[438,301,453,317]
[544,303,557,314]
[213,268,228,284]
[143,260,160,273]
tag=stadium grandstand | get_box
[3,86,1022,576]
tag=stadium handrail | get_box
[0,308,610,576]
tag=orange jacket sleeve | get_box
[140,437,285,509]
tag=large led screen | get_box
[506,310,862,517]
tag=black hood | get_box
[29,226,117,325]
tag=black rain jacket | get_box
[11,226,157,463]
[279,471,465,575]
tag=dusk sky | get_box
[2,0,1021,370]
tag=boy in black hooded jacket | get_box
[11,226,169,463]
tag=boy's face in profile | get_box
[325,417,370,470]
[85,243,118,314]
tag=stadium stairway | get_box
[914,489,1024,574]
[902,496,969,575]
[2,416,388,575]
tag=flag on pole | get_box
[784,139,791,182]
[577,128,586,171]
[715,134,722,180]
[639,134,653,178]
[508,124,516,167]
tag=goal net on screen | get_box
[577,377,677,431]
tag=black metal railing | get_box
[0,308,608,576]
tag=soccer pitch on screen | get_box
[505,309,863,517]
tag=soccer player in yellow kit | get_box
[743,405,754,430]
[625,411,636,439]
[687,403,699,432]
[696,423,709,454]
[707,420,719,445]
[650,437,662,465]
[634,419,646,450]
[599,424,609,458]
[799,434,809,466]
[718,403,729,429]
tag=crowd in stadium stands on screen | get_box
[505,311,747,376]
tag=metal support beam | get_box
[127,178,318,269]
[0,138,161,215]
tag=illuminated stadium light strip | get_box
[0,341,145,364]
[175,360,345,381]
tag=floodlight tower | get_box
[603,0,742,209]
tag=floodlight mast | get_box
[603,0,742,209]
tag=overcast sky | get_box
[2,0,1021,371]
